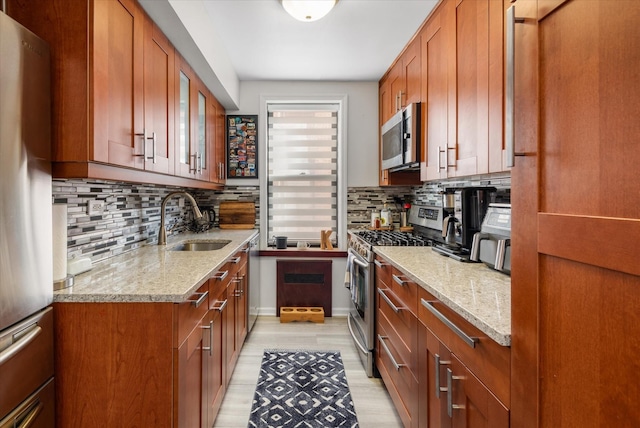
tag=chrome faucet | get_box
[158,191,203,245]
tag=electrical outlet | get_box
[178,197,185,208]
[87,199,105,215]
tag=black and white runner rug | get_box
[248,350,359,428]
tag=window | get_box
[266,103,340,246]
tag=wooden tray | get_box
[218,201,255,229]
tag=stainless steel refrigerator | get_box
[0,11,55,426]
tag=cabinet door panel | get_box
[454,0,489,176]
[451,354,508,428]
[93,0,143,167]
[175,321,205,428]
[143,20,174,174]
[421,2,451,181]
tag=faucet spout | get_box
[158,191,203,245]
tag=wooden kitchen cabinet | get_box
[375,255,419,428]
[209,96,227,184]
[510,1,640,427]
[420,0,454,181]
[452,0,507,177]
[206,278,229,427]
[417,286,510,428]
[6,0,224,190]
[52,281,210,427]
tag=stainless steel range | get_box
[346,204,443,377]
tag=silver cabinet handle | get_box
[134,129,153,161]
[201,320,213,356]
[150,132,157,164]
[8,398,43,428]
[231,256,241,264]
[421,298,478,348]
[190,291,208,308]
[506,5,526,167]
[437,146,447,171]
[0,325,42,366]
[378,334,406,371]
[212,299,228,312]
[373,259,387,269]
[434,353,451,398]
[212,270,228,281]
[377,288,404,313]
[446,368,465,417]
[392,274,407,287]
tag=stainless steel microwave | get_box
[380,102,421,171]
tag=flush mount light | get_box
[281,0,338,22]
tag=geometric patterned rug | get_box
[247,350,359,428]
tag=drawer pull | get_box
[0,325,42,366]
[212,299,228,312]
[241,246,250,253]
[373,259,388,269]
[201,320,213,356]
[392,274,407,286]
[421,298,478,348]
[434,354,451,398]
[377,288,405,313]
[378,334,406,371]
[190,291,208,308]
[447,368,465,417]
[231,257,241,264]
[212,270,229,281]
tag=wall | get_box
[225,80,380,188]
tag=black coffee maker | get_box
[438,186,497,258]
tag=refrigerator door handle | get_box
[0,325,42,366]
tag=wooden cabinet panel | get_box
[174,313,206,428]
[420,2,452,181]
[142,19,175,174]
[511,1,640,427]
[53,302,174,427]
[205,285,227,427]
[209,96,226,184]
[92,0,144,168]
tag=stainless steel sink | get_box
[169,240,231,252]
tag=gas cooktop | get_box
[350,229,432,247]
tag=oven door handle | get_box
[347,314,369,355]
[352,257,368,269]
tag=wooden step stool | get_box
[279,306,325,323]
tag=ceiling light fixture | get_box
[281,0,337,22]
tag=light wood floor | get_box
[213,316,404,428]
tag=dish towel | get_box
[344,251,354,289]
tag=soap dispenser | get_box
[380,204,391,227]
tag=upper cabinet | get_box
[6,0,224,190]
[452,0,507,176]
[209,97,227,185]
[143,18,175,175]
[174,56,212,182]
[420,0,455,181]
[382,0,510,184]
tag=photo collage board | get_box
[227,115,257,178]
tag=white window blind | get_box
[267,104,339,245]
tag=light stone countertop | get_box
[54,229,258,303]
[373,246,511,346]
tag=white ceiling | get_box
[200,0,438,81]
[140,0,439,108]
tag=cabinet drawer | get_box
[376,313,418,428]
[377,286,417,367]
[175,281,209,347]
[375,256,418,315]
[417,287,510,406]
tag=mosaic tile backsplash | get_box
[53,172,509,263]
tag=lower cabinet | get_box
[375,255,510,428]
[53,249,251,427]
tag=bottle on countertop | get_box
[380,204,391,227]
[371,209,380,228]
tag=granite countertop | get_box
[54,229,258,304]
[373,246,511,346]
